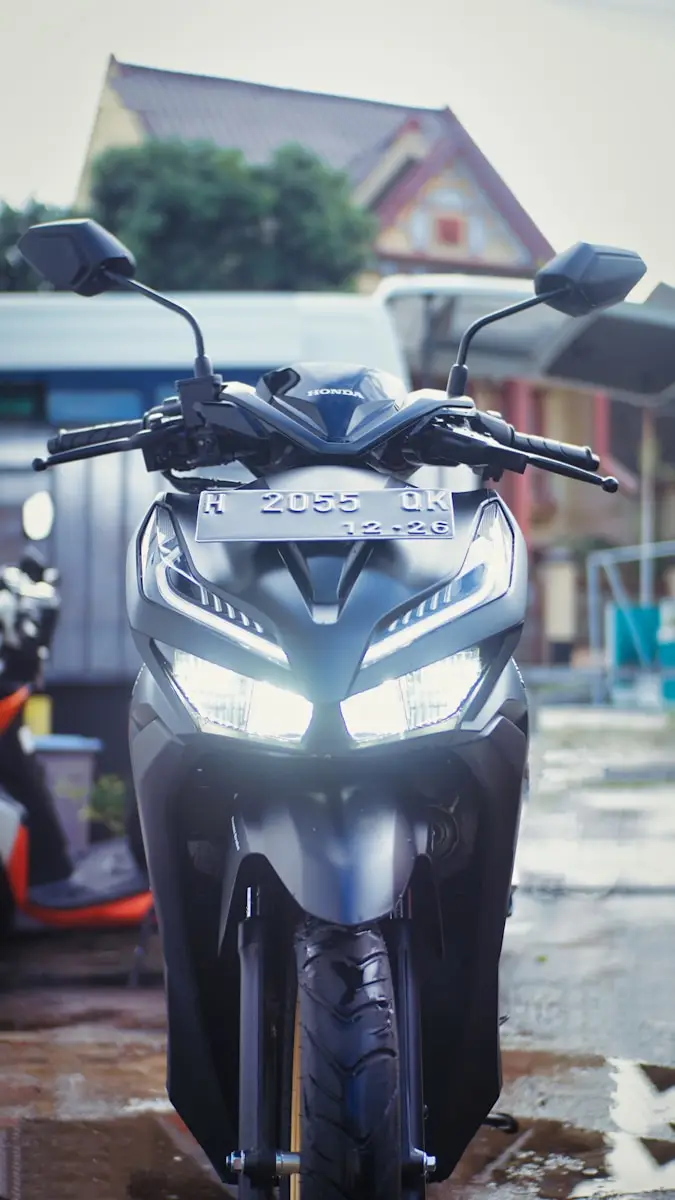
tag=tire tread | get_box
[294,919,401,1200]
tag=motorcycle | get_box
[18,217,645,1196]
[0,505,152,935]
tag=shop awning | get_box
[535,289,675,403]
[377,274,675,402]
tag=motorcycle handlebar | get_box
[510,431,598,471]
[36,400,614,491]
[47,418,145,455]
[477,412,599,471]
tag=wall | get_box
[530,387,638,549]
[352,127,429,210]
[376,162,532,271]
[51,682,133,781]
[75,79,144,210]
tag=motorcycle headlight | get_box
[341,647,485,744]
[160,646,312,743]
[140,506,287,666]
[363,501,513,666]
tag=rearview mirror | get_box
[534,242,646,317]
[18,218,136,296]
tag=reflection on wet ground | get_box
[433,1052,675,1199]
[0,1114,226,1200]
[1,950,674,1199]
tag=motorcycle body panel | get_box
[128,462,529,1180]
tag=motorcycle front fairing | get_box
[127,464,529,1182]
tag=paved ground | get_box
[515,707,675,894]
[1,706,674,1199]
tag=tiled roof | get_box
[107,57,553,263]
[110,58,451,183]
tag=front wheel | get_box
[293,919,402,1200]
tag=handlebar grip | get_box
[47,419,144,455]
[510,431,599,471]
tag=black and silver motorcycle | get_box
[19,219,645,1198]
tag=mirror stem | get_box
[446,287,567,398]
[105,270,211,373]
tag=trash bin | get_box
[33,734,103,857]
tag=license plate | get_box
[195,487,455,542]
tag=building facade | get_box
[75,57,554,288]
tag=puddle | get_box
[1,924,675,1197]
[571,1058,675,1197]
[2,1033,675,1197]
[438,1055,675,1199]
[0,1114,226,1200]
[477,1121,607,1199]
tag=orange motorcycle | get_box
[0,534,153,938]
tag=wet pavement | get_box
[515,707,675,894]
[1,707,674,1198]
[2,977,673,1199]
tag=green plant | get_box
[86,139,376,292]
[0,199,72,290]
[83,773,128,836]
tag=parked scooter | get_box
[19,218,645,1196]
[0,493,152,936]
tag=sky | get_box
[1,0,675,295]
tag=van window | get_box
[0,382,46,423]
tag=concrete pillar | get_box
[503,379,534,546]
[540,549,578,664]
[639,407,658,607]
[592,390,610,461]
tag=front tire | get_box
[294,919,402,1200]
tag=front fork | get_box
[230,885,278,1198]
[229,884,433,1195]
[388,897,436,1195]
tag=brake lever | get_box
[416,422,530,472]
[32,427,159,471]
[529,453,618,492]
[417,420,618,492]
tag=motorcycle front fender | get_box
[219,786,431,941]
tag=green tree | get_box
[253,144,377,291]
[87,138,376,292]
[0,200,69,290]
[89,140,270,291]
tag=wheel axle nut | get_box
[408,1148,437,1177]
[226,1151,301,1177]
